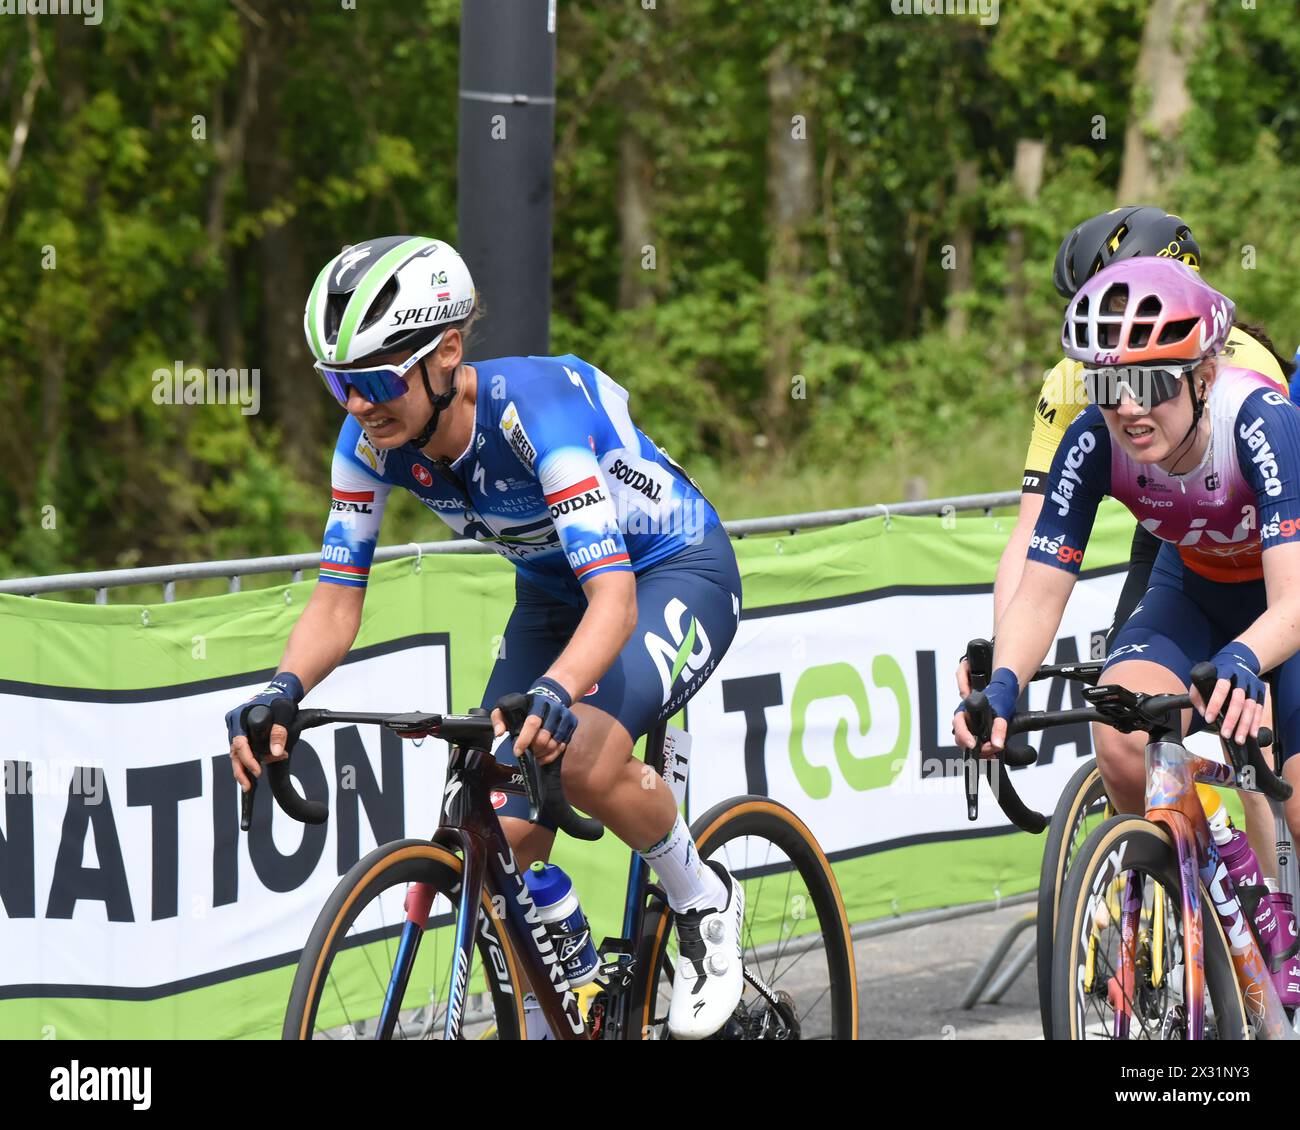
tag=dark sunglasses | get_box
[315,330,447,407]
[1083,361,1199,411]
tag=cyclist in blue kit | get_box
[223,236,744,1039]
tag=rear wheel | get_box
[631,797,858,1040]
[1051,816,1247,1040]
[1036,757,1111,1038]
[283,839,526,1040]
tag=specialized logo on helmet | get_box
[335,246,372,285]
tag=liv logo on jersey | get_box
[644,598,712,702]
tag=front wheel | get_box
[1036,757,1111,1038]
[631,797,858,1040]
[1051,816,1247,1040]
[283,839,527,1040]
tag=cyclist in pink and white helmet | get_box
[955,256,1300,1010]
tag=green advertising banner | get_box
[0,501,1139,1038]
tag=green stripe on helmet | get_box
[333,236,435,362]
[304,259,333,361]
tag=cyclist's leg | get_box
[567,525,742,902]
[1240,682,1279,873]
[478,576,584,868]
[1095,548,1211,813]
[1270,652,1300,840]
[1104,522,1162,652]
[1197,562,1279,872]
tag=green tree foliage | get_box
[0,0,1296,579]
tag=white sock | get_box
[640,813,727,913]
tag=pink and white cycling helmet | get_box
[1062,257,1235,366]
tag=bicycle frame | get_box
[1134,737,1293,1040]
[393,721,670,1041]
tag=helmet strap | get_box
[1165,375,1207,475]
[408,358,457,450]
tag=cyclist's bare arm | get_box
[954,560,1074,753]
[230,580,365,790]
[993,491,1044,625]
[279,579,366,689]
[955,489,1044,696]
[494,569,638,758]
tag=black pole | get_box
[457,0,556,361]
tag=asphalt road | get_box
[856,902,1044,1040]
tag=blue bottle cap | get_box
[522,861,573,907]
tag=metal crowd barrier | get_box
[1,486,1039,1023]
[0,491,1020,602]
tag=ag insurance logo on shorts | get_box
[0,636,450,1004]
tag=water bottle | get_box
[524,862,599,987]
[1206,797,1279,950]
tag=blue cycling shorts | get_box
[1105,541,1300,764]
[481,524,742,825]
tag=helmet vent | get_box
[1158,317,1198,346]
[1136,295,1161,318]
[360,277,399,333]
[325,292,348,344]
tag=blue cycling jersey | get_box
[320,354,720,603]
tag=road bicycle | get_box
[241,694,859,1039]
[962,653,1298,1039]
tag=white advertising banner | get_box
[683,569,1181,857]
[1,639,451,996]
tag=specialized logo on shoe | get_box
[644,598,712,702]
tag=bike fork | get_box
[1113,871,1144,1040]
[1171,823,1207,1039]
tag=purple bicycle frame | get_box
[1133,739,1293,1040]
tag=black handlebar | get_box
[956,640,1291,824]
[241,695,606,841]
[494,693,604,842]
[962,639,1048,833]
[1188,662,1290,804]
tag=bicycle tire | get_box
[1051,815,1248,1040]
[1035,757,1109,1039]
[630,796,858,1040]
[283,838,527,1040]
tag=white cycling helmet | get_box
[303,235,475,366]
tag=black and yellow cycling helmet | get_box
[1052,206,1201,299]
